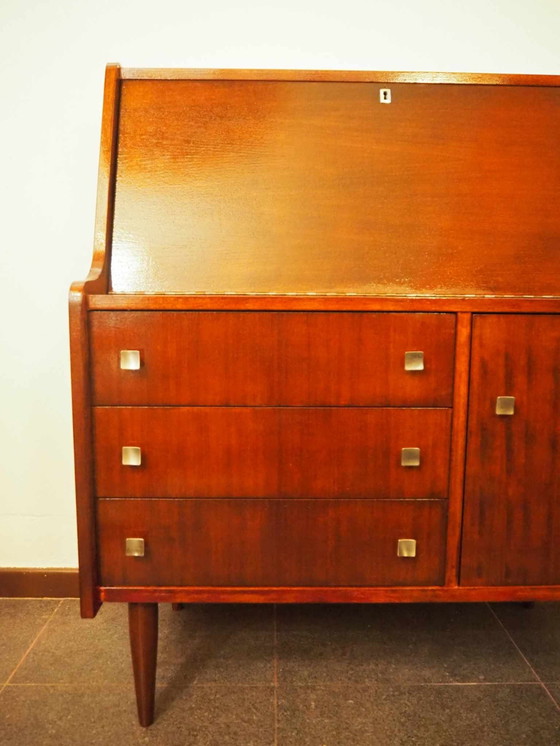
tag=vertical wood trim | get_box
[68,64,121,618]
[445,312,472,586]
[92,62,121,293]
[68,296,99,617]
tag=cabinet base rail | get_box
[103,585,560,607]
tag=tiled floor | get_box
[1,600,560,745]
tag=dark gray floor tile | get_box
[12,601,274,686]
[491,602,560,680]
[0,599,59,683]
[0,684,274,746]
[277,603,536,684]
[545,683,560,707]
[158,603,274,685]
[278,683,560,746]
[11,599,131,684]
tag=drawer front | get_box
[97,498,446,587]
[90,311,456,406]
[94,407,451,499]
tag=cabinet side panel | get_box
[69,64,121,617]
[69,296,100,617]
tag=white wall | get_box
[0,0,559,568]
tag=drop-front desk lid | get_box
[104,68,560,298]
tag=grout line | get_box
[240,681,547,689]
[397,681,543,687]
[3,600,64,687]
[486,603,542,681]
[273,603,278,746]
[2,682,272,688]
[0,680,550,688]
[539,683,560,711]
[487,603,560,712]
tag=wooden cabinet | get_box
[70,66,560,726]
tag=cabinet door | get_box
[461,315,560,586]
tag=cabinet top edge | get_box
[86,294,560,313]
[119,68,560,86]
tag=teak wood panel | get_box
[461,315,560,586]
[110,80,560,297]
[93,407,451,499]
[90,311,456,406]
[88,294,560,314]
[68,64,122,619]
[101,585,560,605]
[97,498,447,586]
[121,69,560,86]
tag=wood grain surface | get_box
[93,406,451,499]
[90,311,455,406]
[100,584,560,604]
[444,312,472,585]
[461,315,560,586]
[128,603,158,727]
[89,294,560,313]
[110,79,560,296]
[121,69,560,85]
[98,498,447,587]
[69,63,121,618]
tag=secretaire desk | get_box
[69,65,560,726]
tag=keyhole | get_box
[379,88,391,104]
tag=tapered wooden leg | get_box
[172,603,185,611]
[128,602,158,727]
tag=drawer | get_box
[97,498,447,587]
[94,407,451,499]
[90,311,456,406]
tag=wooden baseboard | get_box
[0,568,79,598]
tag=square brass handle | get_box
[397,539,417,557]
[122,446,142,466]
[404,351,424,371]
[125,538,145,557]
[120,350,141,370]
[496,396,515,415]
[401,447,421,467]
